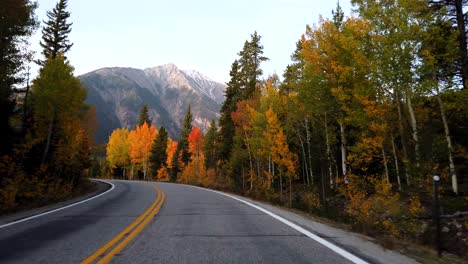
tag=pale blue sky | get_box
[30,0,352,83]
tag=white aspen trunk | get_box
[297,130,309,186]
[305,119,314,184]
[407,96,420,168]
[143,162,147,180]
[437,95,458,194]
[130,164,134,180]
[123,166,126,179]
[339,121,348,183]
[391,134,402,190]
[324,114,334,188]
[382,147,389,183]
[256,160,261,190]
[396,94,410,185]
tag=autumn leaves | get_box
[106,106,215,187]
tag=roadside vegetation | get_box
[0,0,95,214]
[102,1,468,258]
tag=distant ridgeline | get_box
[79,64,226,144]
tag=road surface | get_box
[0,180,365,263]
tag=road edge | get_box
[173,183,423,264]
[0,179,114,228]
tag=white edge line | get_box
[187,184,369,264]
[0,179,115,229]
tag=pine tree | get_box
[204,120,217,169]
[38,0,73,64]
[179,105,193,164]
[238,31,269,99]
[171,105,193,181]
[137,104,151,126]
[149,126,168,176]
[429,0,468,90]
[332,1,345,30]
[218,60,241,161]
[0,0,38,153]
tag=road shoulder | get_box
[0,179,111,226]
[186,184,418,264]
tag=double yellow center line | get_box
[81,183,165,264]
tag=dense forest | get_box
[1,0,467,258]
[0,0,95,212]
[104,0,468,256]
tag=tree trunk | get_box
[391,134,402,190]
[41,109,55,165]
[407,95,420,168]
[256,160,261,190]
[297,130,309,186]
[455,0,468,90]
[339,121,348,183]
[123,166,126,179]
[22,68,31,131]
[324,113,334,188]
[437,95,458,194]
[131,164,134,180]
[382,147,389,183]
[305,119,313,184]
[396,94,410,185]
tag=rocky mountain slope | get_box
[79,64,226,143]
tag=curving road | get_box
[0,180,363,264]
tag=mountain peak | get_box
[80,64,226,143]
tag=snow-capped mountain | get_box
[79,64,226,143]
[144,64,225,104]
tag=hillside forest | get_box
[1,0,467,258]
[105,0,468,255]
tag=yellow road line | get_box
[81,183,165,264]
[98,188,165,264]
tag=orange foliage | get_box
[166,140,178,169]
[128,123,157,178]
[188,126,204,157]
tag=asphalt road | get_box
[0,180,358,263]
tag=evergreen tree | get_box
[0,0,38,153]
[137,104,151,126]
[179,105,193,164]
[428,0,467,90]
[149,126,168,175]
[30,54,90,182]
[281,40,304,96]
[238,31,268,99]
[203,120,217,169]
[217,60,241,161]
[332,1,345,29]
[171,105,193,181]
[38,0,73,64]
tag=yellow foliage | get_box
[106,128,130,169]
[128,123,157,165]
[156,167,169,181]
[303,192,322,210]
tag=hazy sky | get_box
[30,0,353,83]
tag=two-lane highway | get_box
[0,180,362,263]
[0,181,162,264]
